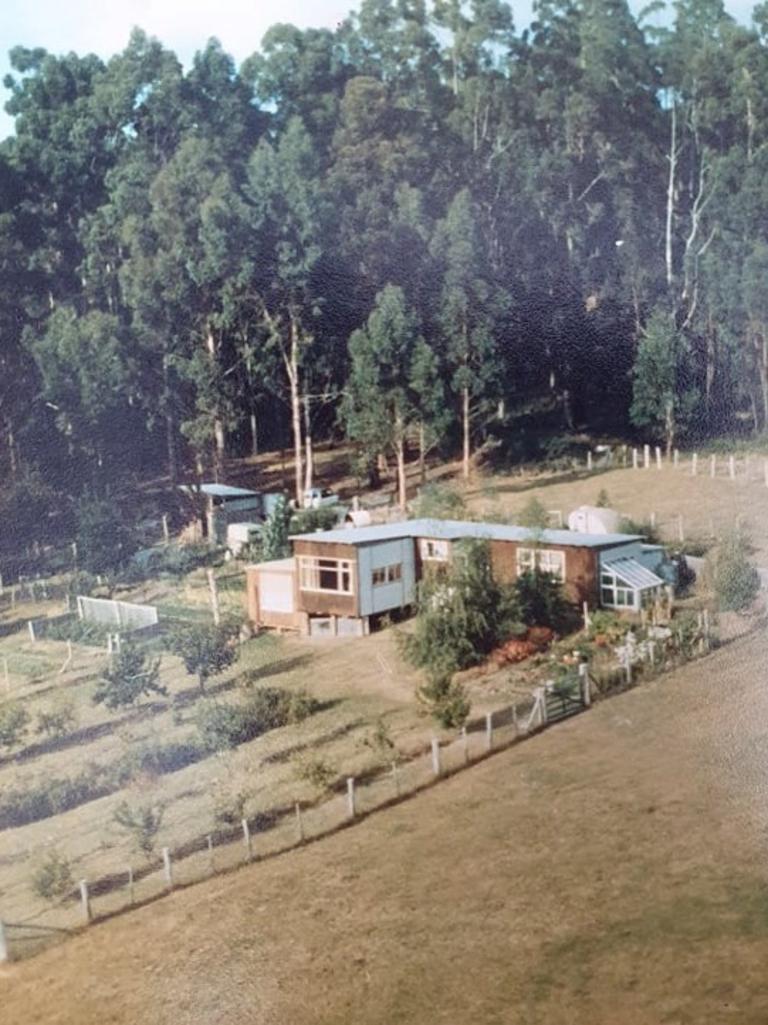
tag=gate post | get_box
[579,663,591,707]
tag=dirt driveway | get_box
[4,628,768,1025]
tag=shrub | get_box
[31,851,74,903]
[418,674,470,729]
[289,506,339,535]
[46,617,110,645]
[195,687,318,752]
[619,517,662,545]
[713,533,760,611]
[514,570,574,633]
[113,800,164,857]
[596,488,611,508]
[0,702,30,752]
[517,497,550,529]
[36,700,78,740]
[293,755,337,792]
[93,643,166,709]
[166,623,238,691]
[212,784,250,826]
[411,483,466,519]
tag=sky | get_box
[0,0,759,141]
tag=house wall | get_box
[358,539,416,616]
[246,565,305,631]
[292,539,359,617]
[488,539,601,606]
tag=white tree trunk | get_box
[462,386,470,480]
[288,315,303,507]
[665,101,677,290]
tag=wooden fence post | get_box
[27,620,36,643]
[162,847,173,890]
[346,777,356,818]
[540,688,549,726]
[431,738,441,777]
[512,705,519,734]
[392,761,400,797]
[643,444,650,469]
[207,568,221,626]
[485,712,493,752]
[79,879,92,923]
[0,919,7,962]
[3,657,9,695]
[655,446,662,470]
[691,452,698,476]
[162,514,170,543]
[207,835,214,874]
[650,510,656,529]
[587,451,593,471]
[242,818,253,860]
[582,600,590,631]
[673,448,679,468]
[295,802,304,843]
[678,514,684,543]
[729,455,736,480]
[461,726,469,764]
[579,663,591,707]
[632,447,638,470]
[127,866,134,905]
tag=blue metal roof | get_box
[291,517,643,549]
[180,483,260,499]
[603,555,664,590]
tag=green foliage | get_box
[166,623,238,691]
[30,850,74,903]
[411,483,466,519]
[35,700,77,740]
[0,469,58,550]
[66,571,98,598]
[46,616,110,645]
[513,571,574,633]
[262,494,291,560]
[195,687,318,752]
[289,506,339,534]
[0,702,30,751]
[362,717,399,760]
[76,495,138,575]
[517,497,550,529]
[293,755,337,792]
[619,517,662,546]
[113,800,164,857]
[93,643,166,709]
[713,533,761,612]
[419,674,471,729]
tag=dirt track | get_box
[4,629,768,1025]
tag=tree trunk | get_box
[462,386,470,480]
[5,417,17,477]
[665,101,677,290]
[288,314,303,507]
[665,398,675,460]
[395,415,407,512]
[303,391,314,495]
[206,327,225,481]
[418,421,427,486]
[250,411,258,458]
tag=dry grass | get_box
[3,629,768,1024]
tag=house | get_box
[245,518,673,637]
[179,484,283,543]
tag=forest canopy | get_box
[1,0,767,532]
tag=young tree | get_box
[261,494,290,560]
[630,308,697,456]
[167,623,238,692]
[93,644,165,709]
[76,495,138,576]
[344,285,439,509]
[113,800,164,858]
[713,531,760,611]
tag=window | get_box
[372,564,402,587]
[420,539,449,561]
[299,557,353,595]
[516,547,565,582]
[600,570,636,609]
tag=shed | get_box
[568,505,621,535]
[246,558,304,632]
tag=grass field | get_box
[3,627,768,1024]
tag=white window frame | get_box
[516,547,565,582]
[298,556,354,595]
[372,563,403,587]
[420,538,449,562]
[600,570,637,609]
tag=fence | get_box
[0,670,591,963]
[76,596,158,631]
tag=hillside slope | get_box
[4,629,768,1025]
